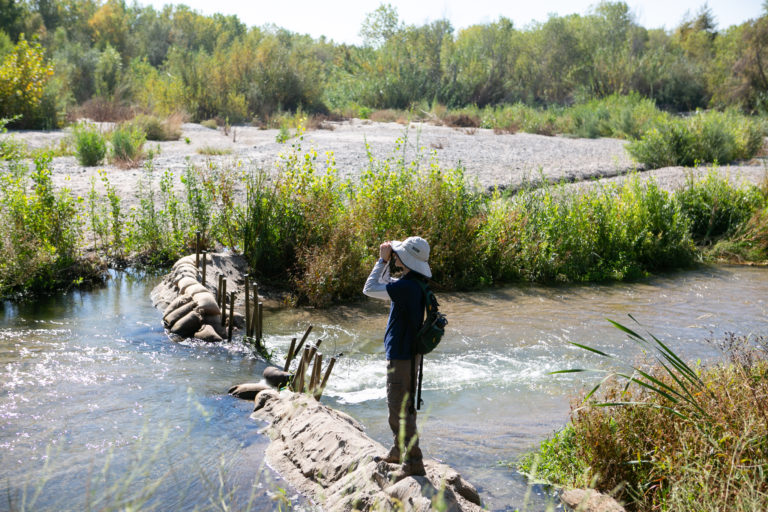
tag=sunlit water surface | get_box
[1,266,766,511]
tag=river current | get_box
[1,265,766,511]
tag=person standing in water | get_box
[363,236,431,480]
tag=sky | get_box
[140,0,765,45]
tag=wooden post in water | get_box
[315,357,336,401]
[195,231,200,268]
[244,274,250,337]
[293,347,310,392]
[227,291,235,342]
[309,353,322,395]
[257,302,263,342]
[220,278,228,326]
[201,251,207,286]
[293,325,313,355]
[283,338,297,372]
[216,275,223,306]
[284,325,313,370]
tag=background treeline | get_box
[2,0,768,129]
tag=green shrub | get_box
[0,116,26,160]
[72,122,107,166]
[627,111,766,169]
[0,35,54,129]
[201,119,218,129]
[674,169,765,242]
[480,175,695,283]
[0,153,98,297]
[111,123,146,165]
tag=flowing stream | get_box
[2,266,767,511]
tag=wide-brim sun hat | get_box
[391,236,432,278]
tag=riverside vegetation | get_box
[2,1,768,168]
[1,117,767,302]
[518,323,768,512]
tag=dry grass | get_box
[369,109,408,124]
[71,98,135,123]
[561,333,768,511]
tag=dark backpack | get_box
[414,280,447,355]
[411,280,447,411]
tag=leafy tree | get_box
[0,0,26,40]
[360,3,401,48]
[0,34,53,127]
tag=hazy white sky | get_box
[140,0,765,44]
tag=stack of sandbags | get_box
[160,258,226,343]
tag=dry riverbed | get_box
[3,119,766,207]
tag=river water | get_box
[1,266,767,511]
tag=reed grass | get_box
[522,321,768,511]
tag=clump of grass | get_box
[526,321,768,511]
[196,146,233,156]
[110,122,146,166]
[200,119,218,130]
[132,113,182,141]
[72,121,107,166]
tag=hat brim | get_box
[391,240,432,278]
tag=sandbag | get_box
[174,267,198,280]
[163,300,196,328]
[163,295,192,321]
[177,277,199,294]
[186,283,209,297]
[263,366,292,389]
[173,255,196,268]
[194,292,220,316]
[170,310,203,338]
[175,262,198,273]
[194,324,223,343]
[228,382,271,400]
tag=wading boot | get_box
[373,446,401,464]
[387,459,426,482]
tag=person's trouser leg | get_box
[386,357,423,462]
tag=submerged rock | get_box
[560,488,626,512]
[251,389,483,511]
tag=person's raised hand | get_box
[379,241,392,261]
